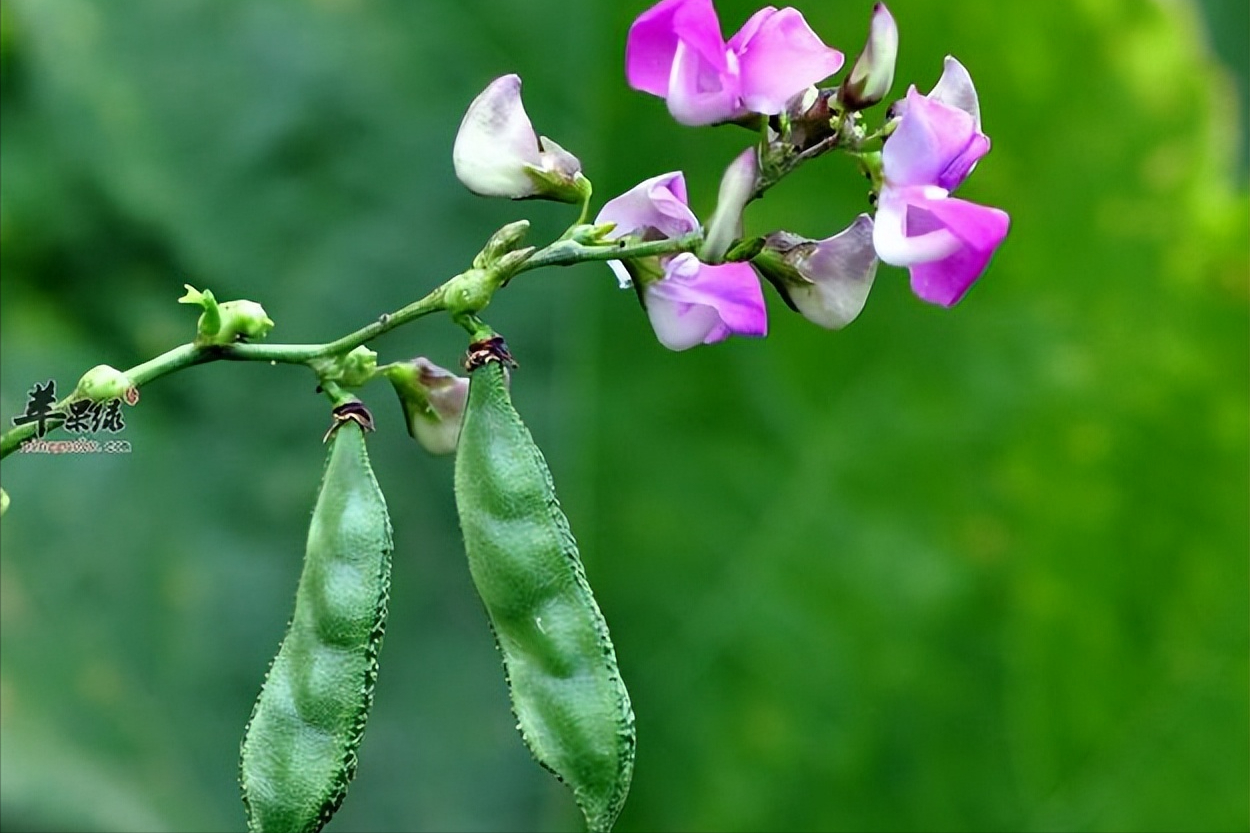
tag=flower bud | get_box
[74,364,135,403]
[568,221,619,246]
[491,247,537,283]
[311,345,378,388]
[383,358,472,455]
[753,214,878,329]
[217,300,275,341]
[473,220,532,270]
[700,148,758,264]
[453,74,591,204]
[178,284,274,344]
[838,3,898,111]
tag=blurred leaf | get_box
[0,707,172,833]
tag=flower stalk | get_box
[0,232,703,459]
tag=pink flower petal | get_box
[904,197,1009,306]
[595,171,699,240]
[936,132,990,193]
[725,5,776,52]
[666,40,743,125]
[923,195,1010,252]
[909,252,990,307]
[907,247,988,307]
[645,292,725,350]
[734,7,844,114]
[789,213,879,329]
[882,88,982,188]
[626,0,728,96]
[645,254,767,349]
[670,0,732,70]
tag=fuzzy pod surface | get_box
[455,360,636,832]
[240,420,393,833]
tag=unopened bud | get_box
[473,220,532,270]
[492,247,537,284]
[311,345,378,388]
[442,268,498,318]
[569,221,619,246]
[701,148,758,264]
[74,364,135,403]
[217,300,275,341]
[839,3,898,111]
[179,284,274,344]
[178,285,221,339]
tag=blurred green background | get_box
[1,0,1246,831]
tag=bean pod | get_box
[240,415,393,833]
[455,357,635,833]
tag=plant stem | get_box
[0,288,446,459]
[516,232,701,274]
[222,285,448,364]
[1,343,214,458]
[0,234,697,460]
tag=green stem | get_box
[575,188,592,227]
[1,343,214,457]
[319,380,351,407]
[127,342,214,384]
[0,289,447,459]
[0,234,695,460]
[516,232,702,274]
[454,313,494,342]
[222,286,448,364]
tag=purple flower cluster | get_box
[452,0,1010,351]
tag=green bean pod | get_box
[240,417,393,833]
[455,358,635,833]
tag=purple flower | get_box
[596,172,767,350]
[872,57,1010,306]
[626,0,844,126]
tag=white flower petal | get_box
[453,74,543,197]
[789,214,878,329]
[929,56,981,129]
[872,189,962,266]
